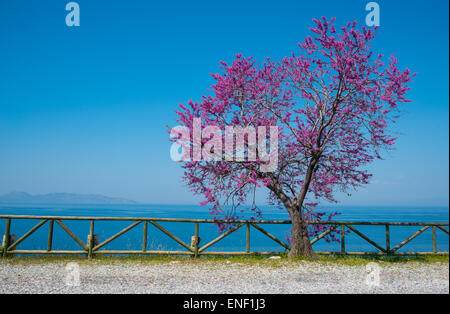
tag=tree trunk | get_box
[288,209,318,259]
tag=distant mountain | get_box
[0,192,137,204]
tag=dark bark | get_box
[284,156,319,259]
[267,174,318,259]
[287,208,318,259]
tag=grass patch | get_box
[315,254,449,266]
[0,253,448,267]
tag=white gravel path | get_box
[0,260,448,294]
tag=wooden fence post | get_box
[191,222,200,258]
[432,226,437,254]
[246,223,250,253]
[142,221,148,253]
[385,224,390,253]
[47,220,54,252]
[2,218,11,257]
[88,220,95,259]
[341,225,345,254]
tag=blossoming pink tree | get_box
[171,17,414,258]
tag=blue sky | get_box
[0,0,448,206]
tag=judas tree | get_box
[170,17,414,258]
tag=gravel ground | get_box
[0,260,448,294]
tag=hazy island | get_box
[0,192,137,204]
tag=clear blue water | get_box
[0,204,448,254]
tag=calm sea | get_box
[0,204,448,253]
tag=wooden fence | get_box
[0,215,448,258]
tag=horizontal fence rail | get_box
[0,214,448,258]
